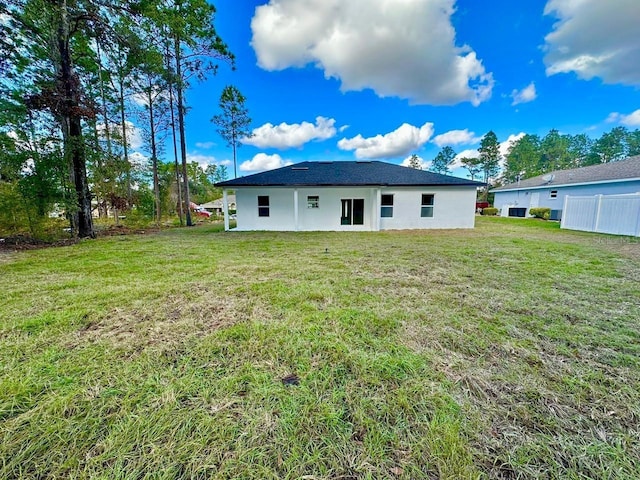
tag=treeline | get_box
[423,127,640,200]
[0,0,233,238]
[501,127,640,184]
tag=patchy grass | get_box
[1,217,639,479]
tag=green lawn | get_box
[1,217,639,479]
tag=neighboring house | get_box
[215,161,484,231]
[491,155,640,220]
[201,195,236,215]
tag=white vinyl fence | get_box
[561,193,640,237]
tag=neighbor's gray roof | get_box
[492,155,640,192]
[216,161,484,187]
[201,195,236,209]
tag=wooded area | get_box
[430,127,640,186]
[500,127,640,183]
[0,0,234,238]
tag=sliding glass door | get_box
[341,199,364,225]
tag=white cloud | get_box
[338,122,434,159]
[450,133,525,169]
[195,142,216,149]
[242,116,337,149]
[433,129,480,147]
[452,149,480,169]
[544,0,640,85]
[251,0,494,106]
[96,121,143,150]
[130,88,169,107]
[127,123,144,150]
[185,154,233,171]
[239,153,293,173]
[129,151,149,168]
[499,133,526,158]
[510,82,537,105]
[339,125,350,133]
[606,113,620,123]
[454,149,480,160]
[400,154,430,170]
[606,109,640,127]
[452,148,480,167]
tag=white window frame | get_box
[258,195,270,217]
[421,194,434,217]
[307,195,319,209]
[380,194,394,218]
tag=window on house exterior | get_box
[380,194,394,218]
[307,195,319,208]
[421,194,434,217]
[550,190,558,199]
[258,195,270,217]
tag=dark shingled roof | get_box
[492,155,640,192]
[216,161,484,187]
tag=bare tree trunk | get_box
[118,74,131,206]
[174,34,192,226]
[232,141,237,179]
[147,77,161,225]
[168,75,183,225]
[90,119,107,218]
[95,38,111,217]
[96,37,113,157]
[58,0,94,238]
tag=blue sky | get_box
[171,0,640,179]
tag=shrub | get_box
[122,208,154,228]
[529,207,551,220]
[482,207,499,216]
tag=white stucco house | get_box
[491,155,640,220]
[215,161,484,231]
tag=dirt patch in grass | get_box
[0,235,78,251]
[0,250,18,264]
[96,225,162,237]
[69,289,255,352]
[0,225,161,252]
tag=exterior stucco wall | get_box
[234,187,377,231]
[294,187,376,231]
[379,187,476,230]
[493,180,640,216]
[235,188,295,231]
[232,186,477,231]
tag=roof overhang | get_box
[491,177,640,193]
[222,183,482,188]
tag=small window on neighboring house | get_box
[258,195,270,217]
[307,195,319,208]
[550,190,558,199]
[381,194,394,217]
[421,194,434,217]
